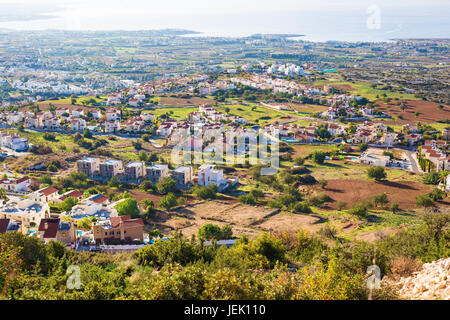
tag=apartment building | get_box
[146,164,169,184]
[77,157,100,177]
[172,166,194,188]
[100,159,124,179]
[124,162,145,181]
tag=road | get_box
[403,149,422,173]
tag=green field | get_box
[315,80,418,101]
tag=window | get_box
[105,232,107,236]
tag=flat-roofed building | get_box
[99,159,124,179]
[124,162,145,181]
[146,164,169,184]
[172,166,194,188]
[77,157,100,177]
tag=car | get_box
[89,247,102,252]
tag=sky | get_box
[0,0,449,41]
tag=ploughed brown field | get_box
[376,99,450,124]
[320,179,449,210]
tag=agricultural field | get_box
[374,99,450,125]
[215,104,292,125]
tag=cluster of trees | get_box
[1,208,447,300]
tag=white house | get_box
[106,109,121,121]
[29,187,60,203]
[70,118,87,132]
[359,152,390,167]
[197,165,227,189]
[0,177,31,193]
[104,121,119,133]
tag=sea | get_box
[0,1,449,42]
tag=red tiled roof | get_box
[110,216,144,228]
[38,219,60,239]
[0,218,10,234]
[39,187,58,196]
[14,177,30,184]
[59,190,83,201]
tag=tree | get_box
[294,157,305,166]
[415,195,435,208]
[428,188,446,202]
[140,180,154,192]
[358,143,368,152]
[367,166,386,181]
[83,128,92,139]
[238,194,257,205]
[193,184,217,200]
[372,192,389,208]
[423,172,440,185]
[421,209,450,242]
[77,217,93,230]
[142,200,156,217]
[221,224,233,239]
[156,177,177,195]
[158,193,178,211]
[391,202,400,214]
[39,175,53,186]
[59,196,78,212]
[138,151,148,162]
[198,224,223,240]
[312,151,326,164]
[249,189,264,199]
[348,202,368,218]
[108,176,121,188]
[337,201,347,211]
[47,164,58,172]
[115,198,140,218]
[132,140,142,150]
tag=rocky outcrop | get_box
[388,258,449,300]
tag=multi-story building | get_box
[198,165,226,188]
[124,162,145,181]
[70,118,87,132]
[172,166,194,188]
[106,109,121,121]
[99,160,124,179]
[92,215,144,243]
[146,164,169,184]
[77,157,100,177]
